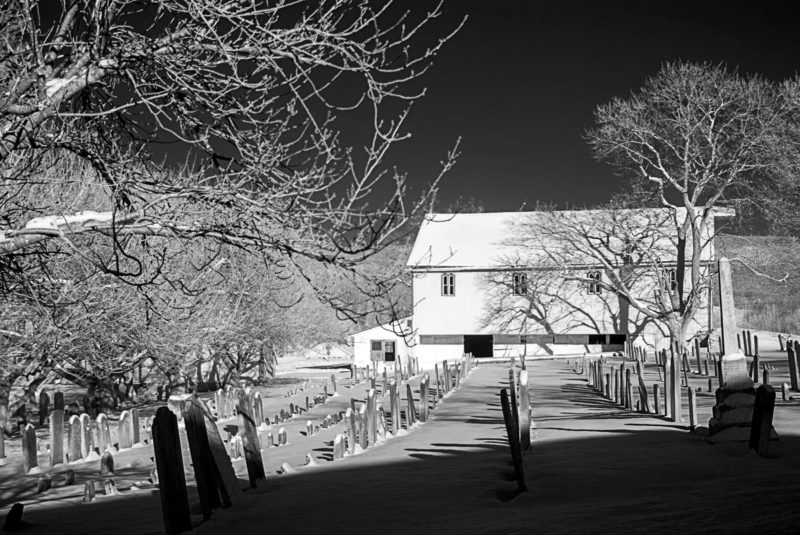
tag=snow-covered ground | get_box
[2,331,799,534]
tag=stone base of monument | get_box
[706,362,778,444]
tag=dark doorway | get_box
[464,335,493,358]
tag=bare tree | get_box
[483,207,710,353]
[0,0,461,314]
[585,61,794,346]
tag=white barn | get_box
[403,208,727,368]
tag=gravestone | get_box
[54,392,64,411]
[22,424,37,473]
[38,392,49,426]
[519,370,531,450]
[100,451,114,475]
[707,258,774,444]
[131,408,141,445]
[67,415,82,462]
[306,420,313,436]
[236,390,265,487]
[366,389,377,445]
[346,409,357,454]
[358,405,368,449]
[79,413,94,458]
[419,374,430,422]
[278,427,287,446]
[406,383,417,425]
[749,385,777,457]
[83,481,95,503]
[333,434,345,460]
[152,406,192,535]
[118,410,133,449]
[49,409,64,466]
[96,413,111,453]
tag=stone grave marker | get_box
[96,413,111,453]
[119,410,133,449]
[38,392,49,426]
[54,391,64,411]
[235,389,264,488]
[367,389,377,445]
[152,406,192,535]
[131,408,141,445]
[67,415,82,462]
[519,369,530,449]
[346,409,356,454]
[21,424,37,473]
[358,405,368,449]
[278,427,287,446]
[419,374,430,422]
[100,451,114,475]
[749,384,777,457]
[406,383,417,426]
[49,409,64,466]
[83,481,95,503]
[333,434,344,460]
[79,413,94,458]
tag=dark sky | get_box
[388,0,800,212]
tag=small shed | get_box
[350,317,414,371]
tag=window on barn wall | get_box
[512,272,527,295]
[587,271,602,295]
[666,268,678,291]
[441,273,455,296]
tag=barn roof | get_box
[406,208,734,271]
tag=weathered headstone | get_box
[96,413,111,453]
[67,415,82,462]
[118,410,133,449]
[236,391,265,487]
[499,388,526,493]
[83,481,96,502]
[358,405,368,450]
[333,434,345,460]
[346,409,357,454]
[306,420,313,437]
[419,374,430,422]
[278,427,287,446]
[36,474,51,494]
[749,384,777,457]
[38,391,49,426]
[53,391,64,411]
[152,406,192,535]
[653,384,661,415]
[519,370,530,450]
[688,387,697,431]
[100,451,114,475]
[79,413,94,458]
[131,408,141,445]
[789,342,800,391]
[406,383,417,425]
[21,423,37,473]
[49,409,64,466]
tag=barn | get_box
[404,208,727,367]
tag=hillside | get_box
[716,234,800,332]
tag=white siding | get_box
[413,271,488,335]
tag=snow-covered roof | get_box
[407,208,733,270]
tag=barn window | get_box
[512,272,527,295]
[587,271,602,295]
[666,268,678,291]
[441,273,455,296]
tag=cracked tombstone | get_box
[333,434,345,460]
